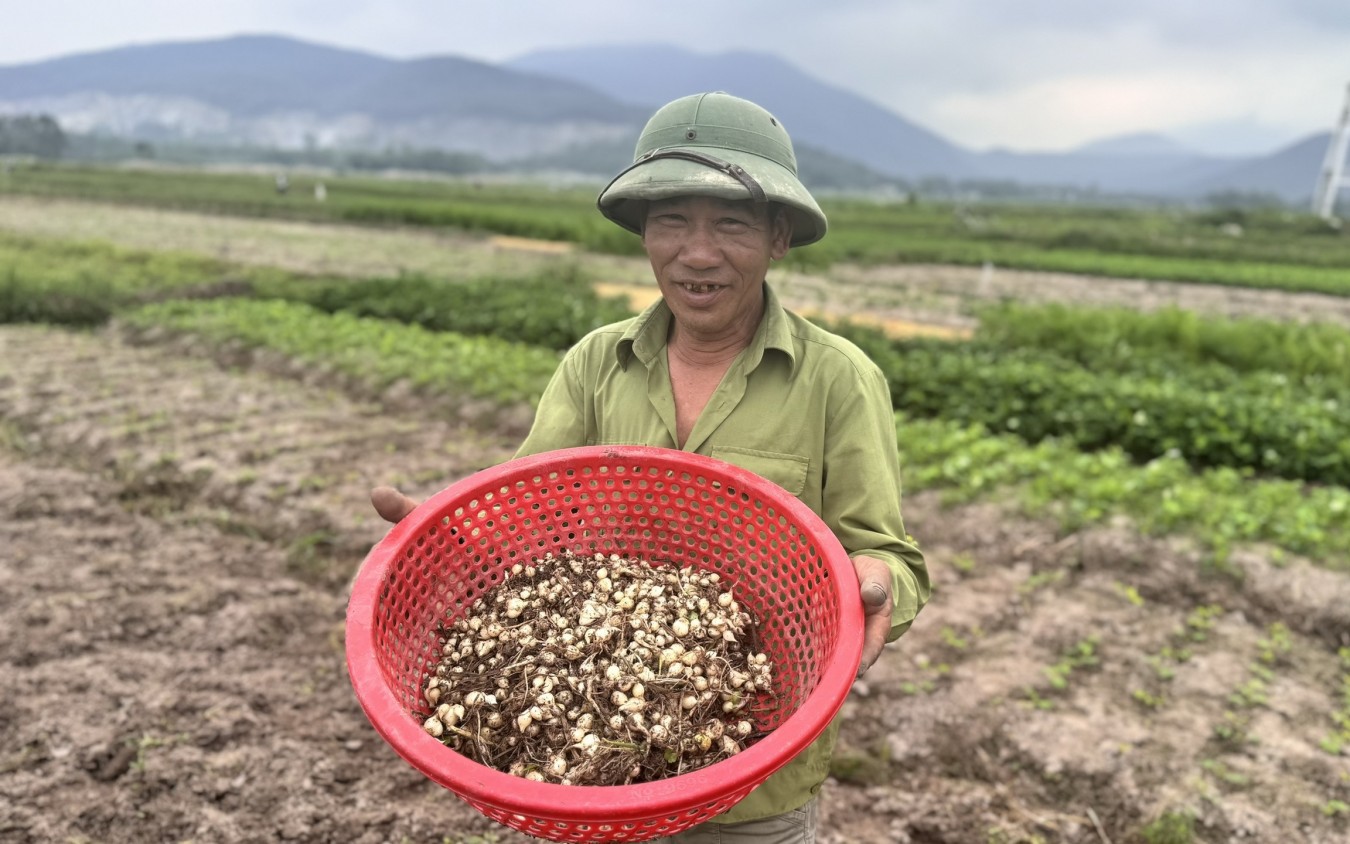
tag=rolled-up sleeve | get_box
[822,364,930,640]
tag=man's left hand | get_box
[852,555,893,678]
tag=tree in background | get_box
[0,115,68,159]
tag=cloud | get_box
[3,0,1348,155]
[794,0,1350,153]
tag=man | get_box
[372,91,929,842]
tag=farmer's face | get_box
[642,196,791,345]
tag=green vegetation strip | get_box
[821,197,1350,278]
[897,413,1350,566]
[1323,647,1350,755]
[974,302,1350,384]
[120,298,560,407]
[0,163,641,255]
[0,232,274,325]
[885,341,1350,486]
[7,162,1350,292]
[0,230,635,351]
[823,233,1350,295]
[253,268,634,352]
[821,312,1350,486]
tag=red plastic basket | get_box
[346,446,863,842]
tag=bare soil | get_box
[3,198,1350,843]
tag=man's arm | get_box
[822,365,930,674]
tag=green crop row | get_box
[252,268,634,351]
[814,226,1350,294]
[865,240,1350,296]
[332,196,642,257]
[819,319,1350,486]
[0,163,644,256]
[821,198,1350,268]
[0,232,274,325]
[898,343,1350,486]
[0,232,638,349]
[897,413,1350,566]
[119,298,561,407]
[971,301,1350,384]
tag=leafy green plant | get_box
[252,264,634,351]
[1139,810,1195,844]
[1201,757,1252,788]
[876,338,1350,486]
[1018,569,1066,594]
[119,298,561,407]
[1184,606,1224,643]
[0,232,261,325]
[1212,710,1254,748]
[1043,635,1100,690]
[1022,687,1057,711]
[973,302,1350,384]
[1023,634,1102,709]
[1132,688,1166,710]
[950,552,977,573]
[1257,622,1293,666]
[1321,647,1350,755]
[898,413,1350,567]
[1114,582,1145,607]
[940,625,974,651]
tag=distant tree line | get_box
[0,115,67,159]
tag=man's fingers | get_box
[371,486,419,524]
[853,562,893,678]
[857,613,890,678]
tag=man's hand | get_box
[371,485,419,524]
[852,555,894,678]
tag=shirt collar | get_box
[616,284,799,377]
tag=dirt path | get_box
[3,324,1349,842]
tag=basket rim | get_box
[345,445,864,825]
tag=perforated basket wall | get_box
[346,446,863,842]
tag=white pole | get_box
[1313,82,1350,219]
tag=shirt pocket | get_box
[710,446,809,497]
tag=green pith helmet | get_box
[596,92,828,246]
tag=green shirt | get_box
[515,284,929,822]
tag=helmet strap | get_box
[598,148,767,204]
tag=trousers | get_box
[660,800,817,844]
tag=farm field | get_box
[2,180,1350,844]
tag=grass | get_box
[1140,809,1196,843]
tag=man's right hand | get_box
[371,486,419,524]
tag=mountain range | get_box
[0,34,1331,204]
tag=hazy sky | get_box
[3,1,1348,156]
